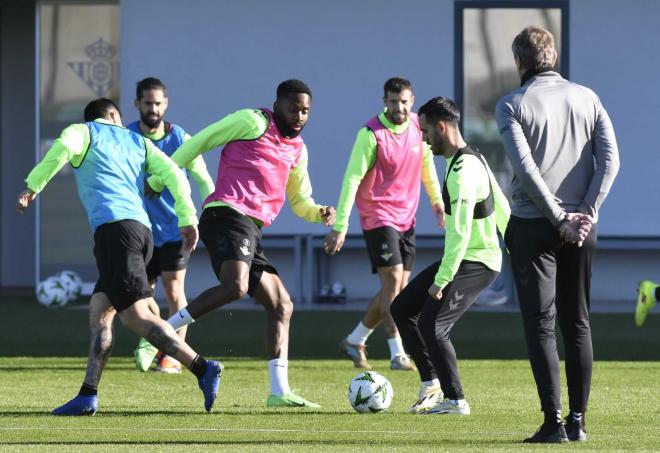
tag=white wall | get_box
[120,0,454,235]
[571,0,660,236]
[121,0,660,303]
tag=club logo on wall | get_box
[67,38,119,97]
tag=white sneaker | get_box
[390,354,416,371]
[426,398,471,415]
[409,384,443,414]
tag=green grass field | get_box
[1,298,659,451]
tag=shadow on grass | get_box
[0,439,520,446]
[0,410,356,417]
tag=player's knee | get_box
[164,284,180,302]
[163,278,184,302]
[524,320,556,340]
[380,267,404,293]
[94,313,114,331]
[561,320,591,341]
[417,312,438,340]
[225,278,249,300]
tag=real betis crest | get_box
[67,38,119,97]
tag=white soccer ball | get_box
[58,270,83,302]
[36,276,69,308]
[348,371,394,413]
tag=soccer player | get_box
[128,77,215,374]
[635,281,658,326]
[390,97,510,415]
[324,77,444,371]
[17,98,222,415]
[147,79,335,408]
[496,26,619,442]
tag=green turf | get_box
[1,298,659,450]
[1,358,659,451]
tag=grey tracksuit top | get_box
[495,71,620,225]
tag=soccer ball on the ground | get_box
[58,270,83,302]
[36,276,69,308]
[348,370,393,413]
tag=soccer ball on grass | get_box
[58,270,83,302]
[348,370,393,413]
[36,276,69,308]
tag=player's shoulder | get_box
[447,153,485,182]
[167,122,186,134]
[408,111,420,127]
[451,151,481,169]
[125,120,140,131]
[64,122,89,133]
[225,108,266,121]
[566,80,601,105]
[236,108,270,127]
[496,86,525,113]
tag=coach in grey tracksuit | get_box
[496,26,619,443]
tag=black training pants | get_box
[391,260,497,400]
[505,216,596,413]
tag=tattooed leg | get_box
[83,293,116,387]
[145,322,182,358]
[118,298,197,368]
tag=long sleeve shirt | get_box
[495,71,620,225]
[25,119,197,227]
[141,128,215,201]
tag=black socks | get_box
[189,354,208,378]
[544,409,562,425]
[79,383,98,397]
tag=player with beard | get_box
[323,77,443,373]
[147,79,336,408]
[390,97,510,415]
[127,78,215,374]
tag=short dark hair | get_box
[276,79,312,100]
[512,26,556,71]
[84,98,120,122]
[136,77,167,100]
[383,77,413,97]
[417,97,461,125]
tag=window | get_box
[455,1,568,196]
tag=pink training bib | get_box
[204,108,304,227]
[355,113,424,231]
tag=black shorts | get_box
[92,220,154,312]
[199,206,278,295]
[363,226,416,274]
[146,240,190,280]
